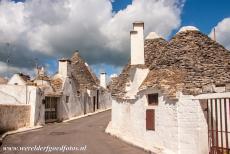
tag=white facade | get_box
[125,68,149,99]
[49,59,112,121]
[106,89,230,154]
[107,22,229,154]
[131,22,145,65]
[8,74,27,85]
[0,53,112,132]
[106,89,179,154]
[0,85,43,126]
[56,76,84,120]
[177,94,208,154]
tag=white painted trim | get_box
[192,92,230,100]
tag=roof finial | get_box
[145,32,162,40]
[177,26,199,34]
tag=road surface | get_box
[0,110,148,154]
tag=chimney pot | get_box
[58,58,71,78]
[130,21,145,65]
[100,72,106,88]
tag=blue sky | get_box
[1,0,230,78]
[112,0,230,35]
[112,0,132,12]
[181,0,230,34]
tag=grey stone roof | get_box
[50,78,63,92]
[110,38,168,98]
[141,30,230,96]
[71,51,99,90]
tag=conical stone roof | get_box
[110,36,168,98]
[71,51,99,90]
[141,30,230,96]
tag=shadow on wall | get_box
[0,104,31,134]
[58,91,93,121]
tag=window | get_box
[76,91,80,97]
[66,96,69,103]
[146,109,155,130]
[147,93,158,106]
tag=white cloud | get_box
[210,17,230,50]
[0,0,26,43]
[110,74,118,78]
[0,61,32,77]
[0,0,184,76]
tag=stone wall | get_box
[0,104,31,134]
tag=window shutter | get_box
[146,109,155,130]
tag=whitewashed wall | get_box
[177,94,208,154]
[0,85,43,126]
[125,68,149,99]
[99,91,112,109]
[7,74,27,85]
[57,77,83,121]
[106,90,222,154]
[57,77,112,121]
[106,89,179,154]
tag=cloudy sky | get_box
[0,0,229,78]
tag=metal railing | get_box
[206,98,230,154]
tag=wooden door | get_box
[146,109,155,130]
[45,97,58,123]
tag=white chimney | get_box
[58,59,71,78]
[130,22,145,65]
[100,72,106,88]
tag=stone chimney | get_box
[58,58,71,78]
[100,72,106,88]
[130,21,145,65]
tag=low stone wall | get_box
[0,104,31,134]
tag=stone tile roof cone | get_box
[100,72,106,88]
[142,27,230,96]
[71,50,80,61]
[130,21,145,65]
[70,50,100,90]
